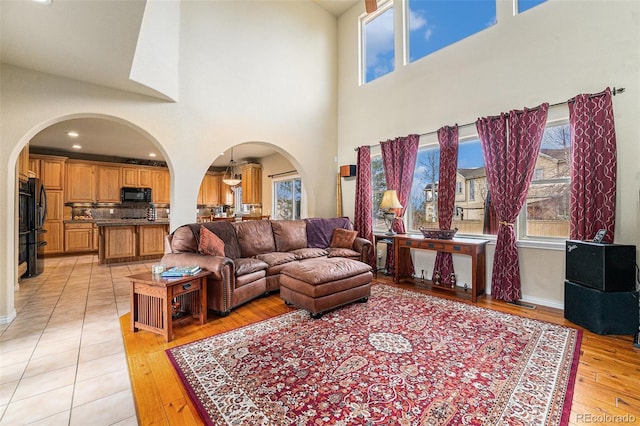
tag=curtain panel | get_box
[380,134,420,276]
[476,104,549,302]
[433,125,459,285]
[568,87,617,243]
[354,146,376,268]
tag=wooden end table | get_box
[128,270,210,342]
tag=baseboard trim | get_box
[521,294,564,310]
[0,309,17,325]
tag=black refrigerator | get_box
[26,177,48,277]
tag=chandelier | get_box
[222,147,242,187]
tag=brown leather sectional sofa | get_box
[161,218,372,316]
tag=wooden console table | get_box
[128,270,210,342]
[393,235,489,302]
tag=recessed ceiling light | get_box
[33,0,52,4]
[149,153,157,157]
[67,131,79,138]
[71,144,82,150]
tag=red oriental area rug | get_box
[167,285,581,425]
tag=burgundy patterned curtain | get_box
[569,88,617,243]
[381,134,420,276]
[476,103,549,302]
[433,125,458,285]
[354,146,376,268]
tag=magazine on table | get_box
[161,265,201,277]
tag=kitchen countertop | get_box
[65,219,169,226]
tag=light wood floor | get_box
[121,277,640,426]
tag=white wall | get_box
[0,1,338,321]
[337,0,640,307]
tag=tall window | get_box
[521,122,571,239]
[361,2,394,84]
[371,122,570,241]
[407,0,496,63]
[371,155,387,228]
[273,177,302,220]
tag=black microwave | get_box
[121,187,152,203]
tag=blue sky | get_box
[365,0,548,82]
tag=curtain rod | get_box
[268,170,297,178]
[354,86,625,151]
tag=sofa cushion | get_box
[290,247,328,260]
[233,220,276,257]
[271,220,307,252]
[327,247,361,258]
[305,217,353,248]
[330,228,358,249]
[201,221,241,259]
[198,226,225,256]
[234,258,269,276]
[256,252,298,267]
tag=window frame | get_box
[272,174,303,221]
[359,0,395,85]
[369,119,571,248]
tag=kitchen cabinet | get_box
[95,165,121,203]
[64,222,96,252]
[241,163,262,205]
[151,168,170,204]
[44,190,64,254]
[32,155,66,190]
[97,222,169,264]
[198,172,222,206]
[66,161,95,202]
[18,144,30,182]
[122,166,152,188]
[101,225,137,261]
[138,224,168,257]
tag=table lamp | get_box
[380,189,402,235]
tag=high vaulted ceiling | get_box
[1,0,358,165]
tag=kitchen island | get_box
[95,219,169,265]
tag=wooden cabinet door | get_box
[92,224,99,250]
[66,162,95,202]
[122,167,138,187]
[18,144,30,182]
[40,157,66,190]
[64,223,94,252]
[43,221,64,254]
[151,169,170,204]
[138,168,152,187]
[198,173,221,206]
[29,158,41,179]
[241,164,262,204]
[44,189,64,254]
[103,226,136,259]
[138,225,168,257]
[96,166,121,203]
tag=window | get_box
[371,155,387,229]
[361,2,394,84]
[371,121,570,241]
[516,0,547,14]
[407,0,496,63]
[521,122,571,239]
[273,177,302,220]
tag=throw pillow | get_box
[199,226,225,257]
[330,228,358,249]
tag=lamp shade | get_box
[380,190,403,209]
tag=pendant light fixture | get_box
[222,147,242,187]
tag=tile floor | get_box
[0,254,151,425]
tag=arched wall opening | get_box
[195,141,314,221]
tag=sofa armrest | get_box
[160,252,234,281]
[353,237,372,263]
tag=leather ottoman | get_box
[280,257,372,318]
